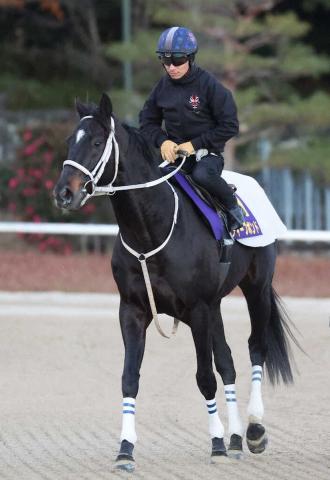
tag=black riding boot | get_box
[227,203,245,231]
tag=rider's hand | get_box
[160,140,178,163]
[175,142,195,156]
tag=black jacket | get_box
[139,65,239,153]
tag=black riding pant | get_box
[182,154,236,209]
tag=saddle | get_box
[170,171,234,270]
[170,170,233,238]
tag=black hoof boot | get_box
[246,423,268,454]
[228,434,243,459]
[211,437,228,464]
[115,440,135,472]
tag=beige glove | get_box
[160,140,178,163]
[175,141,195,156]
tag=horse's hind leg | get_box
[241,285,270,454]
[246,366,268,454]
[244,286,268,428]
[189,305,228,463]
[239,247,276,454]
[212,307,244,459]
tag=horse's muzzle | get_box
[54,186,74,209]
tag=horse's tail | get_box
[264,288,301,385]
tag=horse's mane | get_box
[122,123,159,164]
[80,102,159,164]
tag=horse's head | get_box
[54,93,115,210]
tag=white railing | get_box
[0,222,118,236]
[0,222,330,242]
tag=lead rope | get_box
[140,258,168,338]
[139,261,179,337]
[120,182,179,338]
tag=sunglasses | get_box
[159,54,189,67]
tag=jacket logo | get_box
[189,95,200,109]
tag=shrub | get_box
[4,123,102,253]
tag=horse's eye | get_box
[94,141,102,147]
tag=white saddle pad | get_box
[222,170,287,247]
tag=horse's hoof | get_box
[115,439,135,471]
[211,452,229,464]
[114,456,135,472]
[246,423,268,454]
[227,434,243,460]
[211,437,228,463]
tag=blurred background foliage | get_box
[0,0,330,237]
[0,0,329,172]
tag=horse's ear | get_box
[99,93,113,121]
[75,98,90,119]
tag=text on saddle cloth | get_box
[233,196,263,239]
[173,172,262,241]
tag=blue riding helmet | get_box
[156,26,198,55]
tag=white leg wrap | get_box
[224,384,243,437]
[206,399,224,438]
[120,397,137,444]
[247,365,264,422]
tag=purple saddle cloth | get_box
[174,172,224,240]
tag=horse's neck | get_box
[111,123,176,253]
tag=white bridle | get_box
[63,116,185,203]
[62,114,186,338]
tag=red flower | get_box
[32,214,41,223]
[43,151,54,163]
[45,179,54,190]
[23,137,44,156]
[23,143,38,156]
[25,206,35,215]
[22,187,37,197]
[9,177,19,189]
[23,129,33,142]
[82,203,96,214]
[30,168,43,179]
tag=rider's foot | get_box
[227,204,245,231]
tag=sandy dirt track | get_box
[0,293,329,479]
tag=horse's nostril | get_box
[59,186,73,204]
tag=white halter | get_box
[62,115,186,338]
[63,116,185,204]
[63,116,119,205]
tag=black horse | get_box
[54,93,297,471]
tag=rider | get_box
[139,26,245,231]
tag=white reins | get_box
[62,115,186,337]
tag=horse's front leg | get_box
[115,300,150,472]
[212,307,244,459]
[190,305,228,463]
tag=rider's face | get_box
[164,61,190,79]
